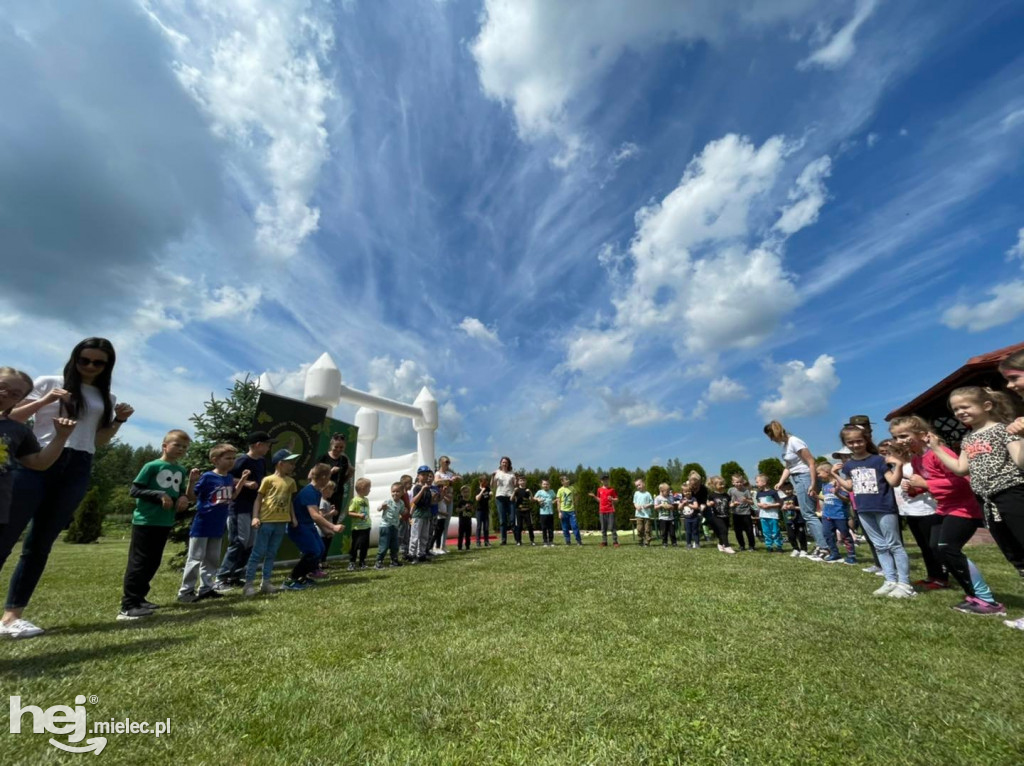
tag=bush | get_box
[757,458,785,487]
[103,484,138,518]
[65,487,104,544]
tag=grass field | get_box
[3,533,1024,765]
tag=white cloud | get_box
[197,285,262,321]
[366,356,465,446]
[148,0,336,258]
[682,246,798,353]
[899,127,909,136]
[609,141,640,166]
[564,327,635,377]
[799,0,879,70]
[457,316,502,346]
[705,375,748,403]
[1001,108,1024,132]
[942,280,1024,333]
[942,227,1024,332]
[123,273,262,347]
[774,155,832,235]
[598,387,682,427]
[0,314,21,327]
[758,354,840,420]
[866,132,880,147]
[471,0,822,161]
[567,134,819,372]
[1006,228,1024,262]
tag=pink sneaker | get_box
[953,596,1006,616]
[309,569,328,579]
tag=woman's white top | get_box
[493,470,517,498]
[782,436,811,475]
[28,376,115,454]
[895,463,937,517]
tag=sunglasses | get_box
[77,358,108,368]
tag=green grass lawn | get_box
[3,533,1024,765]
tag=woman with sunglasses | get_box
[0,338,134,638]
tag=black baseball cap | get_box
[246,431,274,445]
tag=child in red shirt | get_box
[589,475,619,548]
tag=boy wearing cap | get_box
[407,466,434,563]
[243,449,299,596]
[215,431,271,590]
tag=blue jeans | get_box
[496,496,513,542]
[217,512,253,580]
[760,517,783,549]
[684,517,701,545]
[0,449,94,609]
[790,472,827,550]
[858,512,910,584]
[822,516,855,560]
[475,510,490,544]
[377,525,400,563]
[245,522,288,584]
[561,511,581,544]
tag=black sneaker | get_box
[374,562,385,570]
[139,600,160,610]
[197,589,223,600]
[359,563,368,570]
[347,563,357,572]
[390,561,402,568]
[117,606,155,620]
[177,593,199,603]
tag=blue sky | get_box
[1,0,1023,477]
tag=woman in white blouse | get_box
[492,457,516,546]
[0,338,134,638]
[764,420,829,559]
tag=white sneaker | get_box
[790,549,800,558]
[873,581,899,596]
[260,581,281,594]
[243,583,258,597]
[798,550,809,558]
[1002,616,1024,631]
[888,583,917,599]
[0,618,44,639]
[862,565,881,574]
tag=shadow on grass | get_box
[0,636,190,678]
[294,574,389,590]
[49,603,263,638]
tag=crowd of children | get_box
[0,348,1023,635]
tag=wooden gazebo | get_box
[885,341,1024,449]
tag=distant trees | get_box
[720,461,746,487]
[756,458,785,487]
[645,465,671,494]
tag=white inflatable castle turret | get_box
[284,353,446,546]
[256,372,277,393]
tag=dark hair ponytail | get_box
[62,337,116,428]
